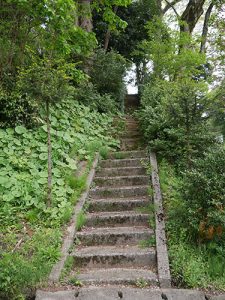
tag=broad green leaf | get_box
[15,126,26,135]
[39,153,48,160]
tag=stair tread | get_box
[77,226,153,235]
[95,175,149,180]
[72,245,155,256]
[91,185,149,191]
[87,211,149,217]
[76,267,158,282]
[101,158,147,163]
[97,166,146,170]
[90,196,149,202]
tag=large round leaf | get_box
[15,125,26,135]
[0,176,9,185]
[39,153,48,161]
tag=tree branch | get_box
[180,0,206,34]
[162,0,182,15]
[200,2,214,53]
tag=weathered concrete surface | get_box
[86,211,150,227]
[88,197,150,212]
[89,185,149,199]
[36,287,207,300]
[100,158,148,168]
[162,289,206,299]
[150,152,171,288]
[108,150,146,159]
[96,166,147,177]
[71,245,156,268]
[207,296,225,300]
[94,175,149,187]
[76,226,154,246]
[76,268,158,285]
[121,137,142,151]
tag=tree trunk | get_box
[78,0,93,32]
[46,99,52,207]
[180,0,206,34]
[104,6,118,51]
[104,29,111,51]
[200,2,214,53]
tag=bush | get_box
[90,49,128,111]
[76,82,118,113]
[160,159,225,289]
[181,147,225,243]
[138,79,216,166]
[0,88,38,128]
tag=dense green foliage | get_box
[0,98,119,299]
[137,18,219,166]
[90,49,128,111]
[138,78,216,165]
[137,9,225,292]
[0,99,118,227]
[182,147,225,243]
[76,49,128,113]
[160,160,225,289]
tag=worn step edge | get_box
[85,211,150,227]
[90,185,149,199]
[75,226,154,246]
[100,158,148,168]
[96,167,147,177]
[88,198,150,212]
[75,268,158,286]
[94,175,149,187]
[71,246,156,268]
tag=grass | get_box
[159,160,225,291]
[60,256,75,281]
[68,276,83,287]
[99,146,109,159]
[0,229,61,300]
[114,152,127,159]
[135,278,149,288]
[75,210,86,231]
[136,203,155,214]
[139,236,156,248]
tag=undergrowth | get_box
[0,98,119,299]
[159,160,225,291]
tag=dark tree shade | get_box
[93,0,159,62]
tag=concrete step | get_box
[121,138,142,150]
[108,150,147,159]
[75,226,154,246]
[86,211,150,227]
[88,197,150,212]
[89,185,149,199]
[71,245,156,268]
[75,268,158,286]
[100,158,148,168]
[36,287,208,300]
[121,132,141,138]
[96,166,147,177]
[94,175,149,188]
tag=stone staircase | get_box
[68,115,158,286]
[36,115,220,299]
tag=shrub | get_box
[160,159,225,289]
[90,49,128,111]
[181,147,225,243]
[76,82,118,113]
[138,79,216,166]
[0,88,38,128]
